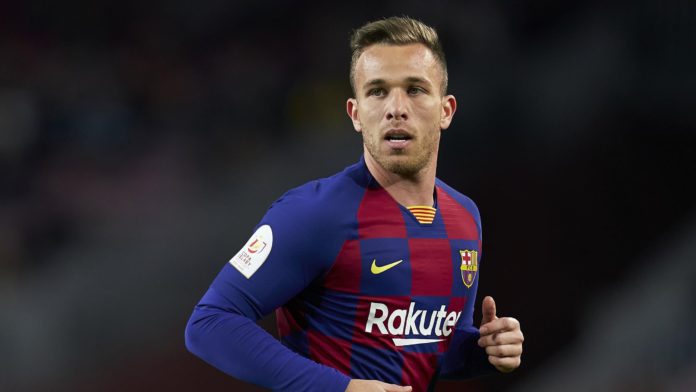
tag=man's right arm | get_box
[187,296,411,391]
[185,281,350,391]
[184,194,352,391]
[184,190,414,392]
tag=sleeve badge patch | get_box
[460,250,478,288]
[229,225,273,279]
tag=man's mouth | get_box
[384,130,413,147]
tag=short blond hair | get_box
[349,16,448,95]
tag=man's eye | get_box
[408,87,424,95]
[368,88,385,97]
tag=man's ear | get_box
[440,95,457,130]
[347,98,362,132]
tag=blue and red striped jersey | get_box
[186,157,492,391]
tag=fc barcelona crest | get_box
[460,250,478,288]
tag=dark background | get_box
[1,1,695,391]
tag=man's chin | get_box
[380,157,424,177]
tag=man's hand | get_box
[477,296,524,373]
[345,379,412,392]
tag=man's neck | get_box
[364,152,437,207]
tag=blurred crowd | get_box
[0,1,355,283]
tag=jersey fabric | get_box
[186,157,493,392]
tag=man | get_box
[185,16,524,392]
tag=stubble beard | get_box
[362,125,440,178]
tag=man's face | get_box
[347,43,456,177]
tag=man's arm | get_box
[438,318,497,379]
[185,283,350,391]
[184,194,353,391]
[476,296,524,373]
[439,296,524,379]
[438,249,497,380]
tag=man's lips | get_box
[384,129,413,149]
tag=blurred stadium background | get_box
[1,1,695,391]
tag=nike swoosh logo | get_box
[392,338,444,347]
[370,259,404,274]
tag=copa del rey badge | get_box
[460,250,478,288]
[229,225,273,279]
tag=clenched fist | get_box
[477,296,524,373]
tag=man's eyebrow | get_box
[405,76,431,85]
[362,78,386,89]
[362,77,432,89]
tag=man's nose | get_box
[385,90,408,121]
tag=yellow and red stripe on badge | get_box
[407,205,437,224]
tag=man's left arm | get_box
[439,296,524,378]
[476,296,524,373]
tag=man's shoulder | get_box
[435,178,481,222]
[264,159,369,224]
